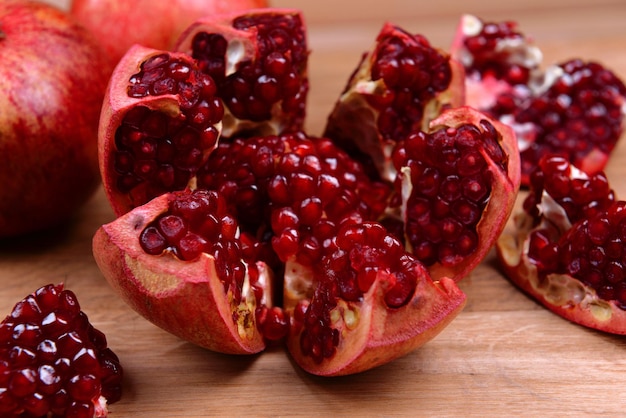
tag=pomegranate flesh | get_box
[0,1,111,237]
[451,14,626,185]
[70,0,268,66]
[496,155,626,334]
[390,106,521,282]
[98,45,224,216]
[93,189,277,354]
[0,284,123,417]
[175,8,309,139]
[324,22,465,182]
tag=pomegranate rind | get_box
[412,106,521,282]
[324,22,465,182]
[285,270,466,376]
[174,8,308,139]
[98,44,221,217]
[92,193,266,354]
[497,212,626,334]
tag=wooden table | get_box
[6,0,626,415]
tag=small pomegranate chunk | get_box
[324,22,465,181]
[99,46,224,216]
[451,14,626,184]
[285,221,466,376]
[175,8,308,138]
[0,284,122,417]
[497,155,626,334]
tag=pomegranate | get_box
[496,155,626,334]
[0,0,111,238]
[324,22,465,182]
[174,8,309,139]
[389,106,520,282]
[0,284,123,417]
[98,45,224,216]
[451,14,626,185]
[70,0,268,66]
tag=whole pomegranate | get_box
[70,0,269,65]
[0,0,111,238]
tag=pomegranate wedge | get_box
[497,155,626,334]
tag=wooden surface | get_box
[6,0,626,416]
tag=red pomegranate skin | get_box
[0,1,111,238]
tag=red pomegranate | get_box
[451,14,626,185]
[497,155,626,334]
[0,284,123,417]
[70,0,269,65]
[0,0,111,238]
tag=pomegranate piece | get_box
[390,106,520,282]
[93,189,277,354]
[98,45,224,216]
[175,9,309,139]
[451,14,626,185]
[324,22,465,181]
[0,284,122,417]
[496,155,626,334]
[284,222,466,376]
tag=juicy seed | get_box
[191,11,308,133]
[393,121,506,266]
[115,53,223,210]
[0,284,123,417]
[369,26,453,142]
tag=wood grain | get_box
[7,1,626,416]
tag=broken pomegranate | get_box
[451,14,626,184]
[0,284,123,417]
[390,106,520,282]
[175,8,309,139]
[98,45,224,216]
[497,155,626,334]
[324,22,465,182]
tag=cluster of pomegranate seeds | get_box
[0,284,122,418]
[198,133,391,267]
[392,120,507,266]
[114,52,223,210]
[368,26,452,142]
[557,202,626,308]
[523,155,615,224]
[513,59,626,178]
[461,18,535,86]
[190,11,308,129]
[139,189,253,303]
